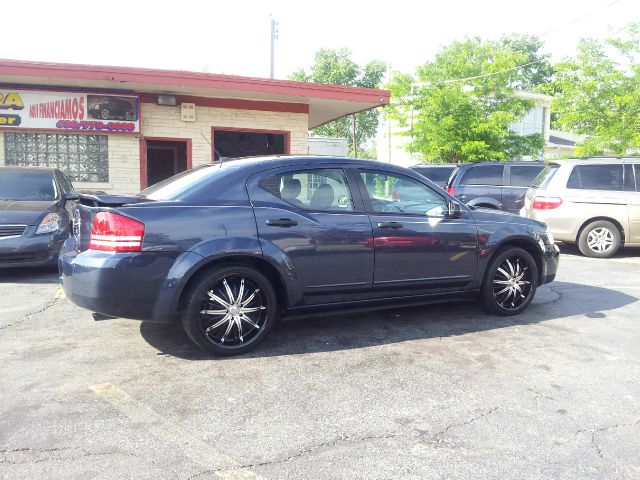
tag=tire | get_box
[100,108,110,120]
[578,220,621,258]
[124,111,133,121]
[481,247,538,316]
[180,265,278,356]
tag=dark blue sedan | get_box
[0,167,76,268]
[60,156,559,355]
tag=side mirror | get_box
[447,200,463,218]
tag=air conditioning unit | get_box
[181,103,196,122]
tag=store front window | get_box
[4,132,108,182]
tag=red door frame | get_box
[139,137,192,189]
[210,126,291,160]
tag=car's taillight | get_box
[88,212,144,252]
[447,186,456,196]
[532,196,563,210]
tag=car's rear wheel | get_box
[481,247,538,316]
[578,220,621,258]
[181,265,277,356]
[124,111,133,121]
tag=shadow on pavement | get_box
[139,281,638,360]
[558,242,640,258]
[0,265,60,284]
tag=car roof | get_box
[213,155,425,175]
[455,161,544,168]
[0,166,58,174]
[548,157,640,165]
[409,164,457,168]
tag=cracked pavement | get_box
[1,246,639,479]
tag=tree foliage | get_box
[550,24,640,155]
[387,37,548,163]
[290,48,386,156]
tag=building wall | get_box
[0,103,309,195]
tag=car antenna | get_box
[200,133,225,166]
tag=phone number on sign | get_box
[56,119,136,132]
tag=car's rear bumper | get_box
[59,239,180,322]
[0,228,66,268]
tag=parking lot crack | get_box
[212,431,409,473]
[0,288,63,330]
[430,406,499,441]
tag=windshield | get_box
[0,171,57,201]
[531,164,560,189]
[140,164,223,200]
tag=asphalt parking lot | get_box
[1,246,639,480]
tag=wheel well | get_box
[178,255,288,314]
[576,217,625,245]
[492,239,544,284]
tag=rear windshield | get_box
[412,167,456,185]
[531,164,559,189]
[0,171,57,201]
[140,164,224,200]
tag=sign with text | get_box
[0,89,140,134]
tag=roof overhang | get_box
[0,59,390,129]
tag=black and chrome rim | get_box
[198,275,267,347]
[587,227,614,253]
[492,256,533,310]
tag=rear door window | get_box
[460,165,504,186]
[567,164,624,191]
[259,168,354,212]
[509,165,545,187]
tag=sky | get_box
[5,0,638,81]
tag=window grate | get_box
[4,132,108,183]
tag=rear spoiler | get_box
[70,193,152,207]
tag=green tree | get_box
[500,34,554,90]
[387,37,546,163]
[551,24,640,155]
[290,48,386,156]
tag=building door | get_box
[144,139,190,188]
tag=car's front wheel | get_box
[481,247,538,316]
[181,265,277,356]
[100,108,110,120]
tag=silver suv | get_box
[521,157,640,258]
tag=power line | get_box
[422,0,626,86]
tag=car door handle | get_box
[266,218,298,227]
[377,221,403,229]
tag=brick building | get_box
[0,60,389,193]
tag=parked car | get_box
[409,164,457,188]
[522,157,640,258]
[89,97,137,121]
[0,167,76,268]
[59,156,559,356]
[446,161,546,214]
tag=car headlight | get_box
[36,213,63,234]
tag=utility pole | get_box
[352,114,357,158]
[270,16,278,79]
